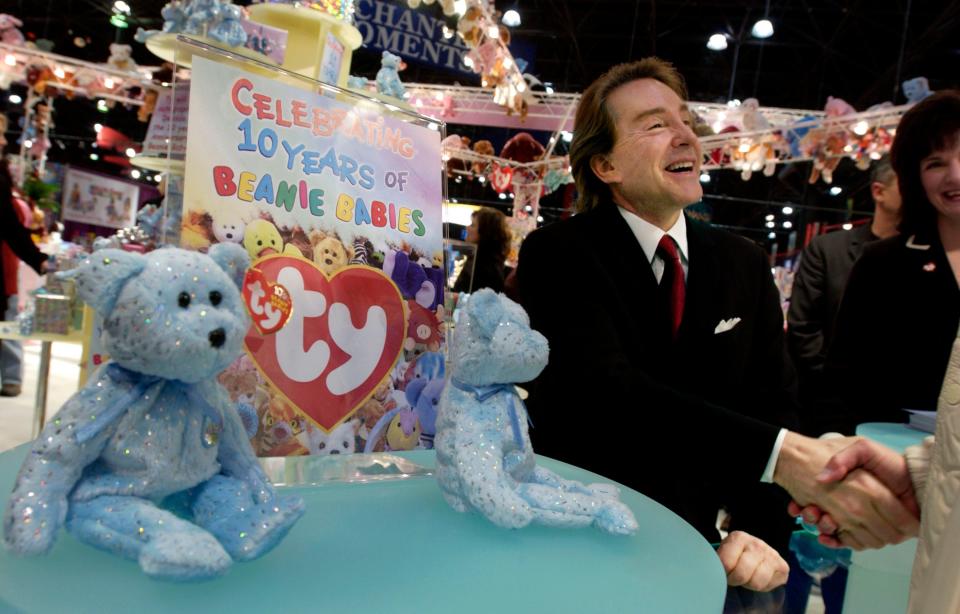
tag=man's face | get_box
[872,176,902,215]
[598,79,703,213]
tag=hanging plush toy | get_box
[0,14,24,46]
[435,289,639,534]
[208,3,248,48]
[3,244,305,581]
[107,43,138,73]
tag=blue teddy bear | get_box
[208,3,248,48]
[435,289,638,534]
[376,51,406,100]
[2,244,304,580]
[405,375,444,448]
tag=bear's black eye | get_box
[257,240,263,246]
[209,290,222,306]
[343,441,349,448]
[318,442,326,450]
[178,292,190,308]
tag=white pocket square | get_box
[714,317,742,334]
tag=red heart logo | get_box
[242,267,293,335]
[243,256,407,432]
[490,163,514,193]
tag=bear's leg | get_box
[190,474,304,562]
[435,464,469,512]
[515,481,639,535]
[66,495,231,580]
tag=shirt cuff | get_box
[760,428,788,483]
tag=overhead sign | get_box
[354,0,473,75]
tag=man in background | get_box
[788,157,901,413]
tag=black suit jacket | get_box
[818,231,960,434]
[788,223,877,381]
[517,202,799,546]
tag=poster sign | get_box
[354,0,472,75]
[319,33,344,86]
[182,54,444,457]
[61,168,139,229]
[141,82,192,158]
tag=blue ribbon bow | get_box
[75,363,223,445]
[450,379,531,449]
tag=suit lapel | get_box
[847,223,873,262]
[582,203,666,349]
[678,216,721,344]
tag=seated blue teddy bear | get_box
[435,289,638,535]
[2,244,304,581]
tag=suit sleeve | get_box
[517,229,782,484]
[787,239,828,375]
[820,251,890,434]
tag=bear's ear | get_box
[60,249,145,316]
[466,288,502,340]
[207,242,250,290]
[405,378,428,406]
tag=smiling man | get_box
[515,58,920,593]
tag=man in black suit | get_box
[788,158,901,417]
[515,58,919,567]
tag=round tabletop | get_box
[0,446,725,613]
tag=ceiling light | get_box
[97,99,109,112]
[707,34,728,51]
[782,220,793,229]
[699,172,711,183]
[478,176,486,184]
[8,94,21,104]
[89,153,99,161]
[498,192,507,200]
[131,169,141,179]
[487,25,500,38]
[463,55,474,68]
[4,54,15,67]
[765,221,775,229]
[536,215,544,223]
[765,214,775,221]
[442,25,454,39]
[126,147,137,157]
[524,205,533,212]
[545,85,554,94]
[751,19,774,39]
[502,9,521,27]
[94,123,103,133]
[842,223,853,231]
[768,231,776,239]
[154,174,163,183]
[561,131,573,143]
[453,0,467,15]
[23,139,33,149]
[829,186,842,196]
[113,1,131,14]
[782,206,793,215]
[103,78,115,89]
[502,57,513,70]
[851,120,869,136]
[54,67,66,79]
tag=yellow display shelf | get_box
[145,32,281,69]
[247,3,362,86]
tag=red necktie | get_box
[657,235,685,340]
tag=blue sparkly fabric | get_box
[2,244,304,581]
[435,290,638,535]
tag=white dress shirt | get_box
[616,205,785,483]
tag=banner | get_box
[354,0,472,75]
[61,168,140,229]
[182,54,445,457]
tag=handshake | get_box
[773,433,921,550]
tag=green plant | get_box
[20,173,60,215]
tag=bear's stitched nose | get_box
[208,328,226,348]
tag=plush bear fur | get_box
[376,51,406,100]
[435,289,638,534]
[3,244,305,580]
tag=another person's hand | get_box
[774,433,920,550]
[787,438,920,548]
[716,531,789,592]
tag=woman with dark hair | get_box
[453,207,512,293]
[816,91,960,434]
[794,90,960,613]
